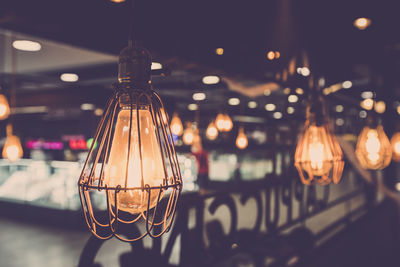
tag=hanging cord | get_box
[128,0,136,47]
[239,101,244,130]
[9,34,17,135]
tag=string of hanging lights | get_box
[0,94,10,120]
[78,0,182,242]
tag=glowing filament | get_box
[105,109,165,214]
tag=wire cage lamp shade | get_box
[356,125,392,170]
[78,45,182,242]
[294,97,344,185]
[391,132,400,162]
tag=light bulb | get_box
[356,126,392,170]
[223,114,233,132]
[295,124,344,185]
[236,128,248,149]
[170,112,183,136]
[103,108,165,214]
[391,132,400,162]
[215,113,226,131]
[183,123,195,145]
[3,125,23,162]
[206,121,219,140]
[0,94,10,120]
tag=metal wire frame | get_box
[78,84,182,242]
[294,122,344,186]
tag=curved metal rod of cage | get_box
[78,87,182,242]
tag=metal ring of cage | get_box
[78,85,182,242]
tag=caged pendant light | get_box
[78,45,182,241]
[206,120,218,141]
[294,93,344,185]
[183,122,195,145]
[356,119,392,170]
[235,127,248,150]
[0,94,10,120]
[3,124,23,162]
[78,0,182,240]
[215,113,233,132]
[170,112,183,136]
[391,132,400,162]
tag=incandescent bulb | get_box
[298,126,333,176]
[105,109,165,214]
[0,94,10,120]
[236,128,248,149]
[183,122,195,145]
[170,112,183,136]
[356,126,392,170]
[206,121,218,140]
[223,114,233,132]
[215,113,226,131]
[391,133,400,162]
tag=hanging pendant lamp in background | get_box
[206,120,218,140]
[294,93,344,185]
[170,112,183,136]
[3,124,23,162]
[0,94,10,120]
[356,123,392,170]
[391,132,400,162]
[223,114,233,132]
[183,122,195,145]
[236,127,248,149]
[215,113,233,132]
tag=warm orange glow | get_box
[374,101,386,114]
[0,94,10,120]
[391,133,400,162]
[183,122,195,145]
[274,51,280,59]
[267,51,275,60]
[110,0,125,2]
[236,128,248,149]
[215,48,224,55]
[356,126,392,170]
[354,17,371,30]
[170,112,183,136]
[295,124,344,185]
[360,98,374,110]
[206,121,219,140]
[104,109,165,214]
[215,113,233,132]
